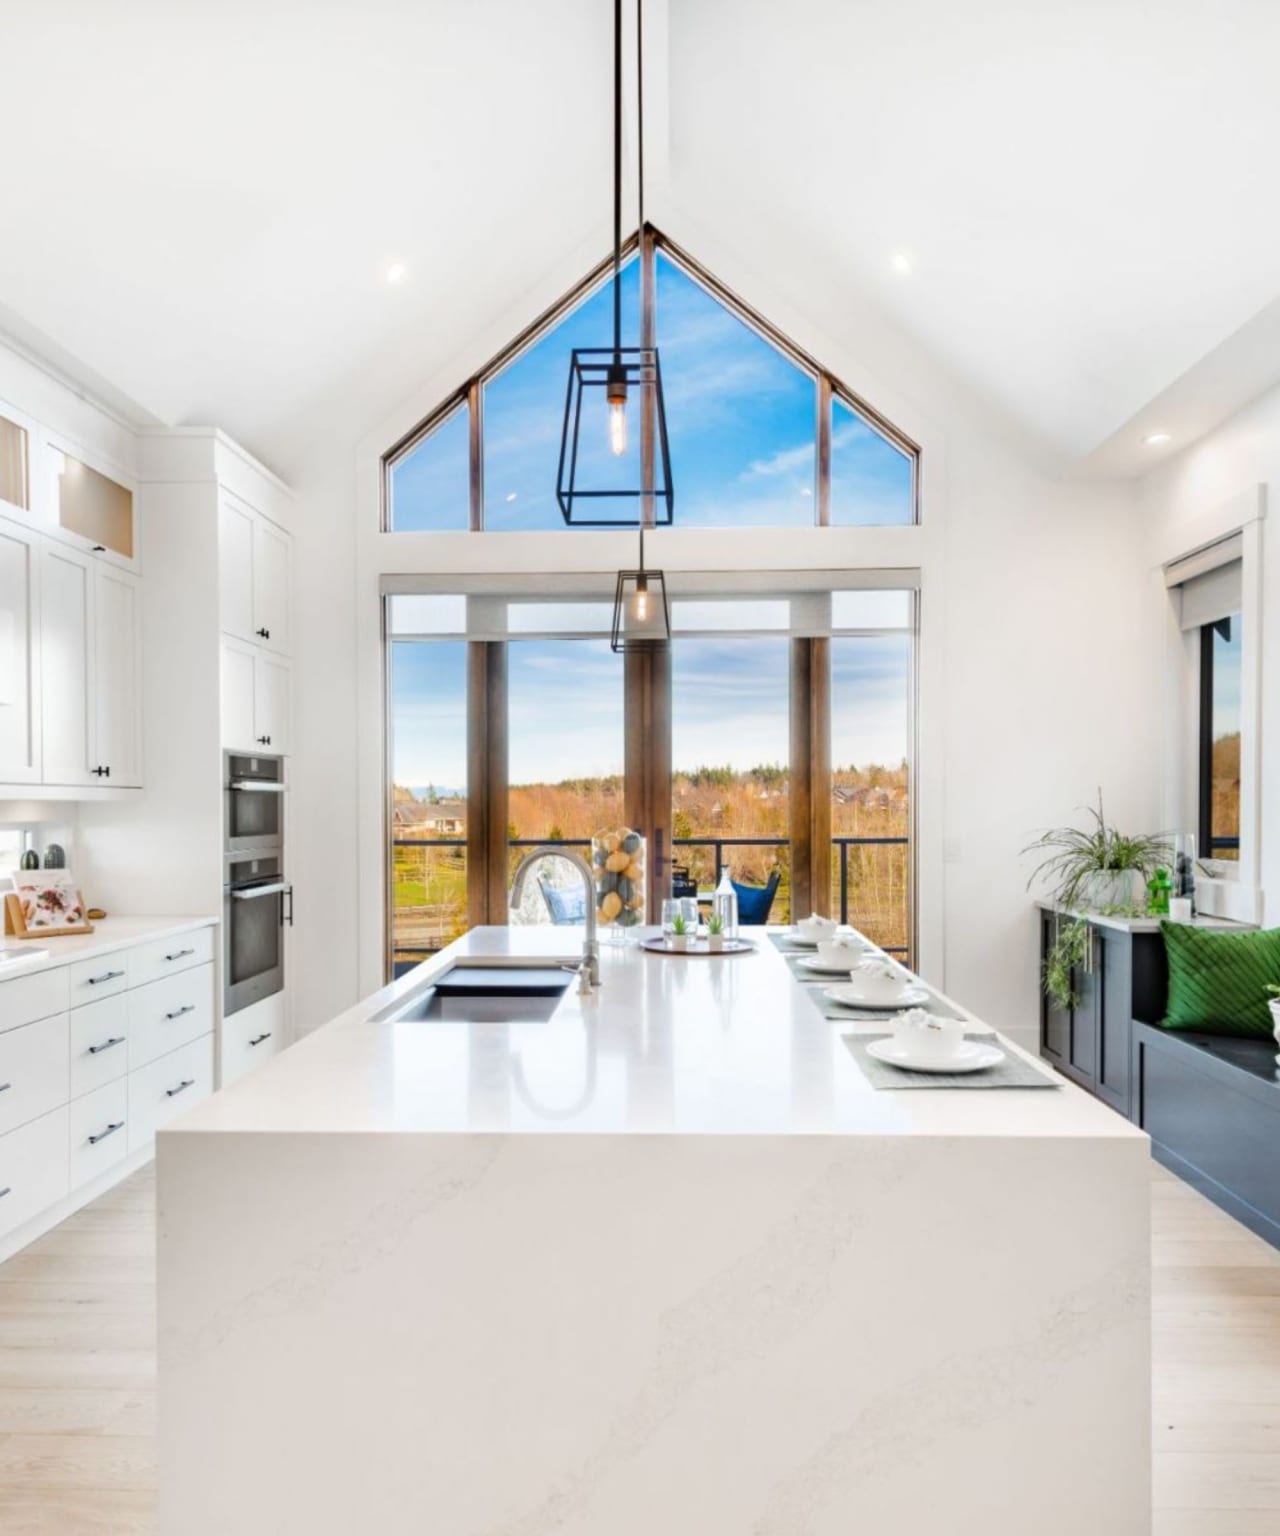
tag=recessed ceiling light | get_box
[1143,431,1171,446]
[890,251,913,275]
[385,261,407,285]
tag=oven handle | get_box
[228,781,286,793]
[230,882,291,901]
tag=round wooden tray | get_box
[640,936,757,957]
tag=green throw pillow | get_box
[1160,922,1280,1038]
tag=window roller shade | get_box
[1165,534,1243,632]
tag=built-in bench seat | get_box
[1131,1022,1280,1247]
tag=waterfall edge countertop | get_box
[167,924,1144,1139]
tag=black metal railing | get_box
[391,833,910,961]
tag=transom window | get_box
[384,230,917,533]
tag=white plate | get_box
[865,1037,1005,1074]
[822,981,931,1010]
[796,953,871,975]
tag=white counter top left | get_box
[0,915,218,982]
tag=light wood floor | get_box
[0,1162,1275,1533]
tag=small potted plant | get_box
[670,911,690,951]
[707,912,725,951]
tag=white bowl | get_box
[815,937,863,970]
[891,1009,968,1063]
[795,914,837,942]
[844,960,912,1004]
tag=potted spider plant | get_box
[707,912,725,951]
[1025,793,1170,1012]
[1024,792,1170,915]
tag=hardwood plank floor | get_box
[0,1160,1274,1534]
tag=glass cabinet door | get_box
[0,413,28,513]
[52,447,134,562]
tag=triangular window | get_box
[385,233,916,531]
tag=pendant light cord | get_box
[612,0,622,360]
[637,0,644,234]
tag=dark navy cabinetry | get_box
[1038,908,1280,1249]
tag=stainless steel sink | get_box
[375,964,574,1024]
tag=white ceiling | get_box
[2,0,1280,478]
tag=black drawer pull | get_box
[0,1187,10,1200]
[88,1121,124,1146]
[88,1037,125,1055]
[165,1078,195,1098]
[164,948,195,963]
[164,1005,196,1022]
[249,1032,273,1047]
[87,969,125,986]
[0,1082,11,1094]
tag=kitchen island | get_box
[157,927,1150,1535]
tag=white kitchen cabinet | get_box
[252,516,291,654]
[92,565,142,786]
[39,544,141,788]
[39,541,94,786]
[0,514,41,783]
[219,496,255,643]
[45,435,138,574]
[221,637,290,755]
[219,495,292,656]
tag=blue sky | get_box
[390,253,913,532]
[392,634,910,789]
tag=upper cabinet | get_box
[39,543,141,788]
[219,495,292,656]
[45,437,138,573]
[0,408,31,521]
[0,515,41,783]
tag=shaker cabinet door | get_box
[220,637,257,753]
[39,541,95,786]
[253,653,291,756]
[252,518,291,656]
[0,514,41,783]
[92,566,142,787]
[219,496,255,643]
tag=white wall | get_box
[1139,384,1280,927]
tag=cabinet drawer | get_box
[0,1107,69,1241]
[220,993,284,1088]
[127,1034,213,1154]
[127,964,214,1071]
[67,953,129,1007]
[0,1013,69,1137]
[128,927,215,990]
[0,967,68,1032]
[69,1078,129,1190]
[69,994,129,1099]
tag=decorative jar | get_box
[592,828,646,942]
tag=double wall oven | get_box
[224,752,292,1016]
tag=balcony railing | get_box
[390,833,909,968]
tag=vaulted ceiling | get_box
[2,0,1278,479]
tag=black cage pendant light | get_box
[611,524,671,651]
[556,0,673,541]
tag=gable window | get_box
[383,229,918,532]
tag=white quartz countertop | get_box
[1033,898,1253,934]
[172,926,1143,1141]
[0,915,217,979]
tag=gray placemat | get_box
[842,1033,1061,1090]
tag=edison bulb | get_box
[609,399,627,456]
[634,585,649,622]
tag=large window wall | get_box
[386,583,916,975]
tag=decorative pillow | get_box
[1160,922,1280,1038]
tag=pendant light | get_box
[556,0,673,534]
[611,523,670,651]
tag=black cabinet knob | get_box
[256,627,271,640]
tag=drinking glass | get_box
[661,898,681,937]
[680,896,700,934]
